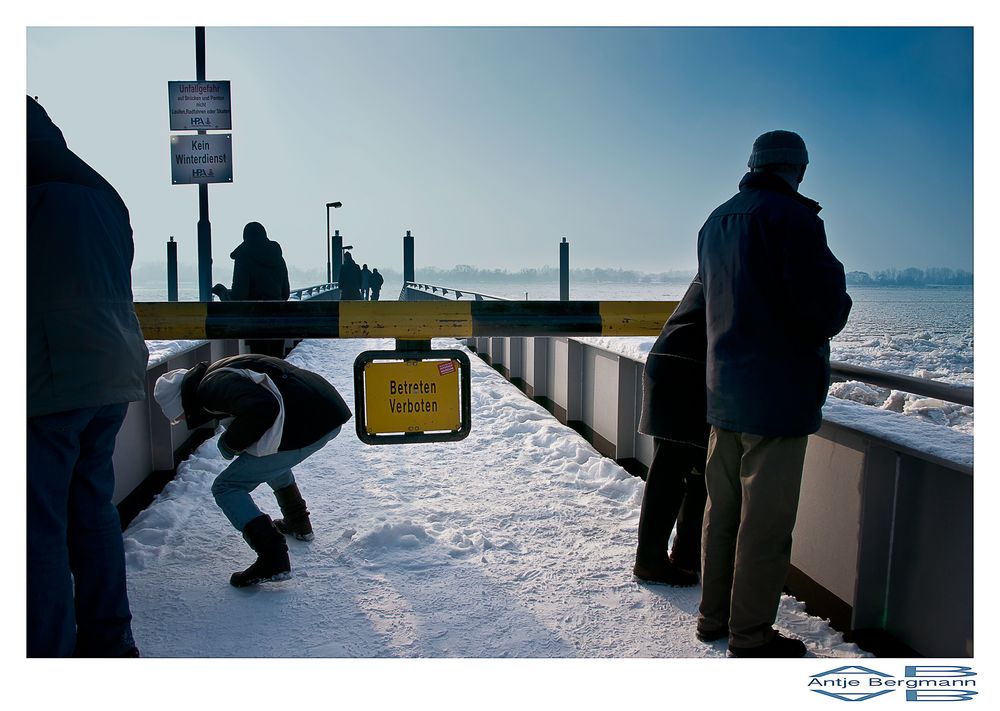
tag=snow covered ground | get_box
[124,337,867,660]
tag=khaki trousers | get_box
[698,426,807,648]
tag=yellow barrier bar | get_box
[598,301,676,336]
[339,301,474,339]
[134,302,208,339]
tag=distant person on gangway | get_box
[27,95,148,657]
[339,250,362,300]
[360,263,372,300]
[153,354,352,587]
[695,130,852,658]
[370,268,385,301]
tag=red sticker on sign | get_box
[438,361,456,376]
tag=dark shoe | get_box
[273,483,314,542]
[669,550,699,578]
[633,560,699,587]
[695,625,728,643]
[728,631,807,658]
[230,514,291,588]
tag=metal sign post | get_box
[166,28,234,301]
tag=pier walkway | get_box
[123,336,866,658]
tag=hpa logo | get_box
[809,666,978,702]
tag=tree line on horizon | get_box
[846,267,973,287]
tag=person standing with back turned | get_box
[695,130,852,657]
[633,274,709,587]
[27,96,149,657]
[228,221,290,358]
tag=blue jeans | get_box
[27,404,136,657]
[212,426,341,531]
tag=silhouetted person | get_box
[154,355,351,587]
[229,221,290,357]
[339,251,362,300]
[27,95,148,657]
[633,275,709,588]
[370,268,384,301]
[360,263,372,300]
[696,130,852,658]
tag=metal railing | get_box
[830,361,973,407]
[404,281,507,301]
[289,282,337,300]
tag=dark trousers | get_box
[635,438,708,571]
[698,427,807,647]
[27,404,136,657]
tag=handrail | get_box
[404,281,507,301]
[830,361,973,407]
[289,282,337,300]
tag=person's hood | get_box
[181,362,213,428]
[27,95,122,205]
[230,222,285,266]
[27,96,66,148]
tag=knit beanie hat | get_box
[748,130,809,168]
[154,368,189,423]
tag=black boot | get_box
[729,631,807,658]
[230,514,291,588]
[633,559,699,587]
[273,483,314,541]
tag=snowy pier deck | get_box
[123,337,867,658]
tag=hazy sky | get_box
[26,25,973,286]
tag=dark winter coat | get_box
[230,222,290,301]
[180,354,352,454]
[638,276,710,449]
[27,96,149,418]
[339,255,362,300]
[697,171,852,437]
[370,270,384,293]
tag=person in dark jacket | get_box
[633,275,709,587]
[229,221,290,356]
[695,130,852,658]
[27,96,149,657]
[153,354,352,587]
[230,221,290,301]
[370,268,385,301]
[360,263,372,300]
[338,251,362,300]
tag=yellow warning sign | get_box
[363,359,462,435]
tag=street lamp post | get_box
[326,201,342,284]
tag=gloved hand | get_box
[218,439,238,460]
